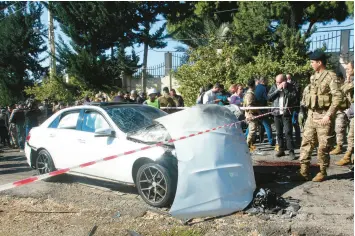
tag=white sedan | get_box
[25,103,178,207]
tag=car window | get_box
[104,105,167,133]
[57,112,80,129]
[81,111,110,133]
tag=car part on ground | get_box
[244,188,301,218]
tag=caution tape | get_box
[0,112,272,192]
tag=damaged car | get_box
[25,103,178,207]
[25,103,256,219]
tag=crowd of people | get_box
[193,51,354,182]
[0,98,52,152]
[80,87,185,109]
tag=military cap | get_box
[309,50,326,60]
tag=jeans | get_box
[274,115,294,151]
[16,123,25,149]
[245,118,273,144]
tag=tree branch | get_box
[305,20,316,37]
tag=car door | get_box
[72,109,121,179]
[47,110,82,169]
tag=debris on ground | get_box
[88,225,98,236]
[127,230,142,236]
[113,211,121,218]
[244,188,300,218]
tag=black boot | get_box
[275,150,285,157]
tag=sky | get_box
[40,8,354,69]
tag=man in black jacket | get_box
[268,74,297,159]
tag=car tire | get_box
[36,149,58,182]
[136,163,176,207]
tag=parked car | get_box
[25,103,178,207]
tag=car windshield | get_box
[103,105,167,133]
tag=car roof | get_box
[59,103,154,113]
[85,102,139,107]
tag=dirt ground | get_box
[0,142,353,236]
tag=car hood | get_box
[155,105,256,220]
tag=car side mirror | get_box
[94,128,116,137]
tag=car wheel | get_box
[136,163,176,207]
[36,149,56,175]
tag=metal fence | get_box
[133,62,165,80]
[172,53,186,71]
[309,29,354,53]
[133,53,186,79]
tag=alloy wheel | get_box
[138,166,168,204]
[37,153,51,174]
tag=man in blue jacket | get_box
[255,77,274,146]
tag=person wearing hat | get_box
[144,88,160,109]
[297,50,343,182]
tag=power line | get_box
[316,23,354,29]
[301,23,354,32]
[0,3,29,22]
[0,2,17,12]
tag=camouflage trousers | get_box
[299,110,332,168]
[247,120,257,146]
[347,118,354,153]
[333,111,348,146]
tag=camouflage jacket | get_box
[303,69,343,118]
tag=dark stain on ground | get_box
[255,160,318,167]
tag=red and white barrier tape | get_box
[0,112,272,192]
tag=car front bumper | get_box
[24,142,32,167]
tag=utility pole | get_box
[142,42,148,93]
[164,52,172,89]
[48,6,56,78]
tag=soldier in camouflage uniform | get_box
[298,75,314,131]
[158,87,176,108]
[244,79,260,152]
[336,61,354,166]
[329,73,349,155]
[298,51,343,182]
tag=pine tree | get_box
[0,1,47,105]
[48,2,140,90]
